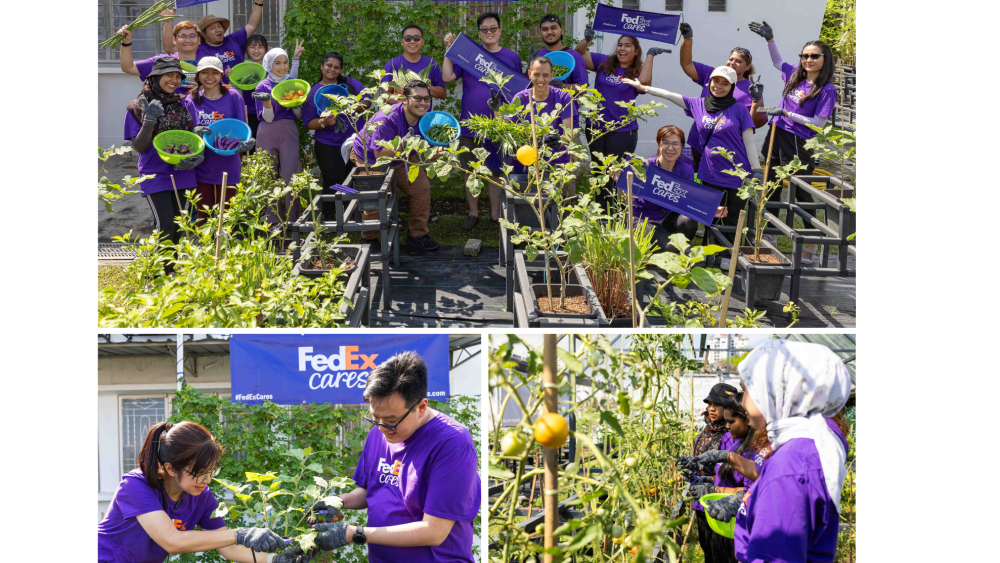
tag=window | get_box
[230,0,283,47]
[622,0,641,9]
[119,396,169,474]
[98,0,206,63]
[708,0,727,12]
[664,0,684,10]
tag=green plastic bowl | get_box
[230,62,266,90]
[700,493,736,539]
[271,79,311,108]
[152,130,205,165]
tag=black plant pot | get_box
[348,166,389,212]
[530,283,597,319]
[739,245,790,303]
[295,246,360,279]
[823,187,855,234]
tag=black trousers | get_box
[247,111,261,141]
[763,124,816,215]
[590,128,638,210]
[710,530,739,563]
[145,190,191,246]
[696,510,720,563]
[651,213,700,253]
[314,140,355,218]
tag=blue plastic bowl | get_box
[418,111,461,146]
[546,50,576,81]
[203,119,251,156]
[314,84,350,113]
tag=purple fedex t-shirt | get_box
[531,47,587,129]
[353,411,480,563]
[98,469,225,563]
[589,53,639,133]
[182,88,247,185]
[734,438,840,563]
[302,77,368,148]
[352,102,419,166]
[632,157,696,225]
[687,61,754,156]
[454,46,523,137]
[775,62,837,141]
[512,86,573,164]
[682,95,754,190]
[124,111,197,196]
[715,431,758,490]
[197,28,249,85]
[381,55,445,90]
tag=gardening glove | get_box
[748,75,764,100]
[549,78,565,88]
[584,23,596,42]
[173,153,204,171]
[751,169,764,184]
[691,449,731,471]
[705,492,744,522]
[679,22,693,40]
[237,138,256,153]
[683,482,715,500]
[193,125,213,137]
[647,47,671,57]
[487,89,504,111]
[235,527,284,552]
[757,106,787,117]
[305,498,343,523]
[273,546,317,563]
[333,114,350,133]
[252,91,272,102]
[748,21,774,41]
[313,522,350,551]
[543,134,561,150]
[143,99,164,123]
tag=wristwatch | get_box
[352,526,367,545]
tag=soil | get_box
[748,252,783,264]
[537,294,592,315]
[306,255,355,271]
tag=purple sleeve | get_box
[182,98,200,125]
[196,488,226,531]
[301,86,320,123]
[228,28,249,53]
[453,64,465,80]
[590,52,609,70]
[233,90,247,122]
[740,478,816,563]
[780,62,797,83]
[429,61,445,87]
[124,110,141,140]
[737,102,754,131]
[692,60,714,85]
[380,59,394,84]
[253,80,271,118]
[814,84,837,119]
[681,95,698,114]
[422,439,480,523]
[570,50,589,86]
[559,90,573,122]
[352,434,372,489]
[115,474,164,519]
[135,55,161,81]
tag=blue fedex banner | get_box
[230,334,450,405]
[616,163,724,226]
[592,3,680,45]
[445,32,530,102]
[176,0,219,7]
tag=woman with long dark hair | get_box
[97,421,310,563]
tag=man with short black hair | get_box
[382,24,447,101]
[309,351,480,563]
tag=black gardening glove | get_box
[680,450,730,472]
[313,522,350,551]
[647,47,671,56]
[252,91,272,102]
[333,115,350,133]
[751,169,764,184]
[235,527,284,552]
[543,134,561,150]
[748,75,764,101]
[237,139,256,153]
[273,546,317,563]
[173,153,204,171]
[305,498,343,523]
[749,21,774,41]
[705,492,744,522]
[193,125,213,137]
[679,22,693,40]
[757,106,787,117]
[584,23,596,42]
[143,99,164,123]
[487,89,503,111]
[683,482,716,500]
[549,78,564,89]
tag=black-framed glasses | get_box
[364,401,419,431]
[799,53,823,60]
[185,465,222,484]
[479,26,500,34]
[731,47,752,63]
[407,95,432,104]
[402,35,424,42]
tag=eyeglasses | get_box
[185,465,222,484]
[402,35,423,43]
[364,401,419,432]
[479,26,500,34]
[659,141,683,149]
[407,95,432,104]
[799,53,823,60]
[176,34,199,41]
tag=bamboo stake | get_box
[215,172,229,262]
[542,334,558,563]
[626,171,637,328]
[757,123,779,255]
[526,451,538,518]
[718,210,747,326]
[170,174,182,211]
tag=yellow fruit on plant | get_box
[500,431,528,456]
[516,145,537,165]
[534,412,569,449]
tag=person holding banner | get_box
[98,420,311,563]
[442,12,523,229]
[115,22,199,96]
[382,25,447,102]
[161,3,265,82]
[623,67,762,238]
[677,22,767,169]
[630,125,698,253]
[307,351,481,563]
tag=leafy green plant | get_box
[820,0,856,63]
[805,122,857,227]
[319,70,391,177]
[579,212,658,321]
[99,145,149,213]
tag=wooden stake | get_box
[626,171,637,328]
[169,174,182,211]
[542,334,558,563]
[214,172,229,263]
[718,209,747,327]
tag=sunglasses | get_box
[799,53,824,60]
[364,401,419,432]
[479,26,500,34]
[402,35,423,43]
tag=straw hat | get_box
[197,15,230,36]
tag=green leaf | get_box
[305,462,324,474]
[313,475,329,488]
[556,348,584,374]
[552,519,583,537]
[563,523,602,552]
[524,244,539,263]
[690,267,719,294]
[599,411,625,438]
[700,244,728,256]
[489,462,514,479]
[407,164,419,183]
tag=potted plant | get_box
[803,122,856,236]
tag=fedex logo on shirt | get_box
[701,115,729,130]
[173,519,187,531]
[789,88,806,105]
[621,13,651,32]
[604,74,623,85]
[377,457,402,486]
[217,50,237,64]
[738,488,752,518]
[298,346,377,390]
[473,53,500,76]
[650,174,688,203]
[197,110,226,124]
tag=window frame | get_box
[98,0,208,67]
[707,0,728,13]
[664,0,684,11]
[117,394,172,476]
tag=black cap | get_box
[540,13,562,26]
[704,383,738,404]
[148,56,184,78]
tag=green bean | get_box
[426,124,457,143]
[551,65,571,77]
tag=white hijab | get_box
[263,48,290,83]
[738,339,851,512]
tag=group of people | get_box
[119,7,838,261]
[680,340,853,563]
[98,351,481,563]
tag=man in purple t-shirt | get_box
[442,11,523,229]
[309,351,481,563]
[381,24,447,103]
[161,3,264,81]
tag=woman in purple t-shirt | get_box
[97,421,302,563]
